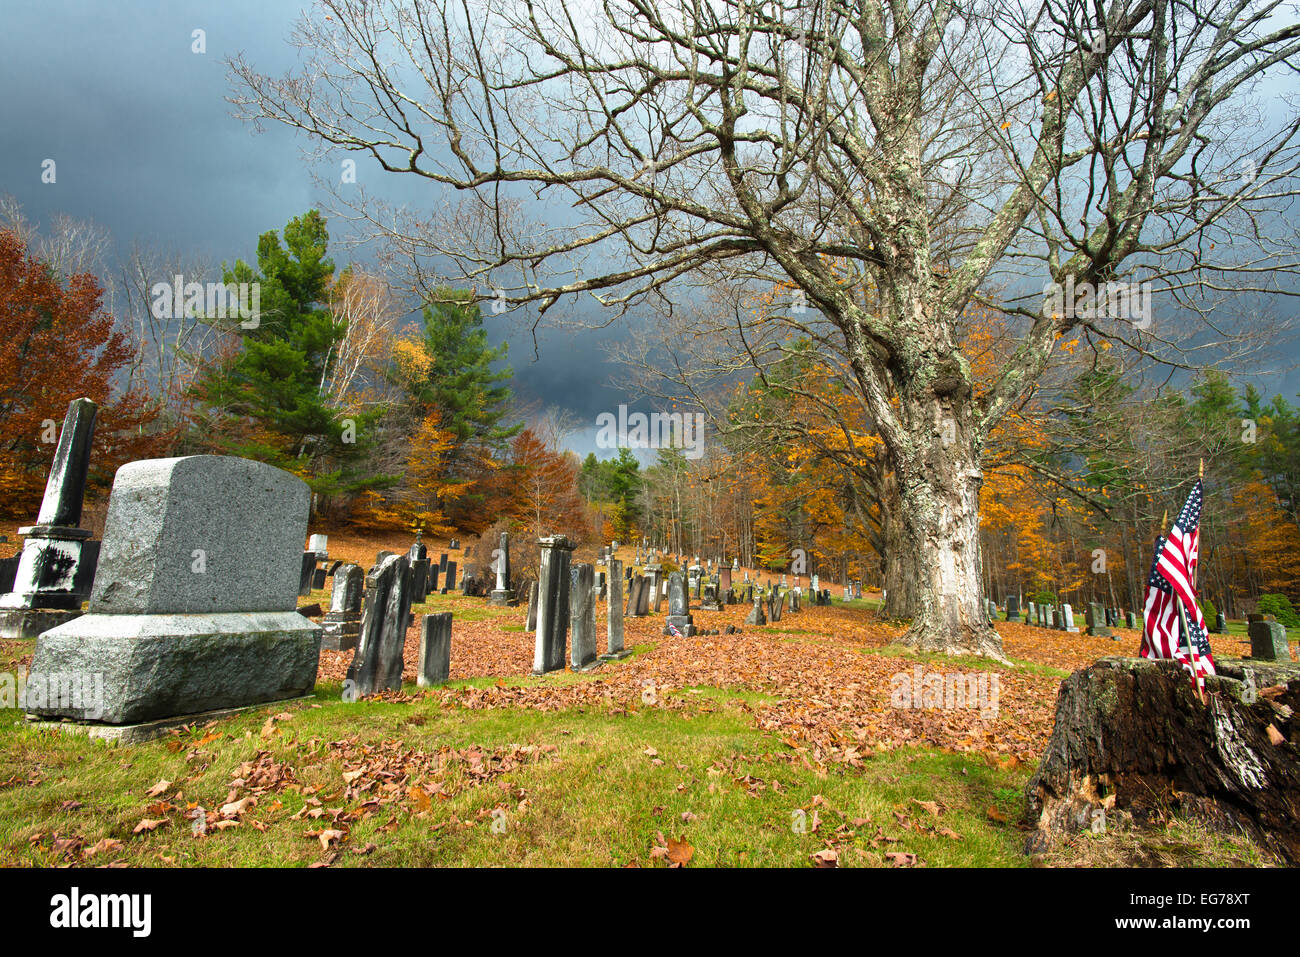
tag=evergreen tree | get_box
[187,211,389,502]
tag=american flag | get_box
[1141,480,1216,693]
[666,621,683,638]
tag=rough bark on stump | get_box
[1023,656,1300,863]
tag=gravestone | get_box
[312,567,327,590]
[0,556,19,594]
[701,580,723,612]
[490,531,516,606]
[1005,595,1020,620]
[1215,611,1228,634]
[525,579,539,631]
[298,552,318,597]
[635,575,651,616]
[0,398,100,639]
[745,594,766,625]
[443,560,457,593]
[27,455,320,725]
[410,558,429,603]
[347,554,412,695]
[320,563,364,651]
[663,572,695,636]
[569,563,598,671]
[1086,602,1111,638]
[439,553,448,573]
[428,566,440,594]
[308,534,329,558]
[1125,610,1136,629]
[417,612,453,686]
[1248,618,1290,662]
[532,536,573,675]
[601,559,629,660]
[1061,604,1078,632]
[1027,601,1036,625]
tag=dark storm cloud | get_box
[0,0,645,453]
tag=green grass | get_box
[0,682,1037,868]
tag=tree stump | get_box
[1023,656,1300,863]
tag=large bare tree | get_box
[230,0,1300,657]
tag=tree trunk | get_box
[1024,656,1300,864]
[887,411,1005,660]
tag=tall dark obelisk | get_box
[0,398,99,638]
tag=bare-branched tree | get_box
[230,0,1300,657]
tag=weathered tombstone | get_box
[0,556,19,594]
[533,536,573,674]
[1214,611,1228,634]
[1061,604,1078,632]
[320,562,364,651]
[27,455,321,726]
[663,572,695,636]
[444,560,457,593]
[410,558,429,602]
[1248,618,1291,661]
[0,398,100,639]
[744,593,766,626]
[298,552,319,597]
[719,567,732,594]
[1005,595,1020,620]
[490,531,516,605]
[525,579,539,631]
[1086,602,1111,638]
[701,579,723,612]
[569,563,598,670]
[347,554,412,695]
[635,574,651,616]
[601,559,629,660]
[417,612,453,686]
[308,533,329,558]
[1125,610,1136,629]
[428,566,440,594]
[438,553,448,573]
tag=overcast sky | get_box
[2,0,1298,462]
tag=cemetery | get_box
[2,0,1299,886]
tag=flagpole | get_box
[1176,597,1206,704]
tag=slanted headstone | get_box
[745,593,766,626]
[1248,618,1290,662]
[320,563,364,651]
[525,579,539,631]
[532,536,573,674]
[0,398,100,639]
[27,455,321,725]
[348,554,412,695]
[298,552,319,597]
[417,612,452,686]
[569,563,598,670]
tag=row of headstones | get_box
[300,534,459,602]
